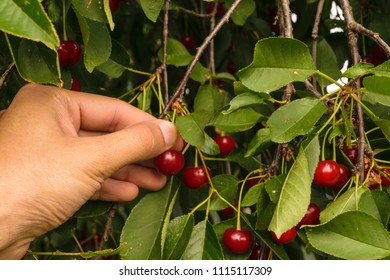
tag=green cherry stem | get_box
[62,0,67,40]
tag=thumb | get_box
[80,120,178,174]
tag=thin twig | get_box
[98,203,118,251]
[209,1,218,75]
[338,0,367,182]
[279,0,293,38]
[159,0,242,119]
[162,0,170,105]
[0,62,15,90]
[311,0,325,87]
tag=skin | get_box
[0,84,181,259]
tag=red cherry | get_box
[213,135,235,156]
[342,146,358,165]
[154,150,184,176]
[219,205,235,218]
[182,166,211,189]
[70,77,81,91]
[249,242,271,260]
[297,203,320,227]
[364,169,381,190]
[333,164,350,189]
[227,60,236,75]
[109,0,121,12]
[380,167,390,187]
[206,2,224,18]
[371,43,387,64]
[57,40,82,67]
[271,227,297,245]
[247,177,260,188]
[222,228,253,254]
[361,55,375,64]
[313,160,341,187]
[180,35,195,50]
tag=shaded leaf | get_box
[211,107,262,132]
[225,0,256,26]
[181,220,224,260]
[0,0,59,48]
[224,92,268,114]
[306,211,390,260]
[315,39,341,86]
[158,38,193,67]
[268,98,326,143]
[245,128,272,157]
[363,76,390,106]
[163,214,194,260]
[139,0,164,22]
[320,187,368,223]
[238,38,317,93]
[73,201,112,218]
[120,179,174,260]
[71,0,108,22]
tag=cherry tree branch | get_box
[310,0,325,88]
[337,0,367,182]
[0,62,14,90]
[159,0,242,119]
[162,0,170,105]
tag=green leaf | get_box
[6,36,61,86]
[163,214,194,260]
[370,60,390,77]
[176,111,212,148]
[224,92,267,114]
[320,187,368,223]
[158,38,193,67]
[190,62,211,83]
[371,190,390,226]
[73,201,112,218]
[194,84,228,116]
[0,0,59,49]
[245,128,272,157]
[211,107,262,132]
[201,175,239,211]
[71,0,108,23]
[306,211,390,260]
[363,76,390,106]
[268,98,327,143]
[120,179,174,260]
[343,62,374,78]
[268,137,320,238]
[359,190,382,222]
[181,220,224,260]
[225,0,256,26]
[242,181,266,207]
[315,39,341,86]
[77,15,111,73]
[139,0,164,22]
[238,38,317,93]
[96,40,132,78]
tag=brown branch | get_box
[338,0,366,182]
[311,0,325,88]
[159,0,242,119]
[0,62,14,90]
[98,203,118,251]
[208,1,218,75]
[162,0,170,105]
[279,0,293,38]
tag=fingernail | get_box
[158,120,177,148]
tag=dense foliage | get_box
[0,0,390,260]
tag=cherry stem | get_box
[62,0,67,40]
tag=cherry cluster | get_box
[313,160,349,189]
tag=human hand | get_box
[0,84,181,259]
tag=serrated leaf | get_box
[245,128,272,157]
[306,211,390,259]
[163,214,194,260]
[242,181,266,207]
[77,14,111,73]
[194,84,228,116]
[268,137,320,238]
[370,60,390,77]
[238,38,317,93]
[73,201,112,218]
[120,179,174,260]
[200,175,239,211]
[225,0,255,26]
[6,36,60,85]
[139,0,164,22]
[181,220,224,260]
[176,111,213,148]
[315,39,341,86]
[190,62,211,83]
[211,107,262,132]
[363,76,390,106]
[71,0,108,22]
[0,0,59,49]
[268,98,327,143]
[320,187,368,223]
[343,62,374,78]
[224,92,267,114]
[158,38,193,67]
